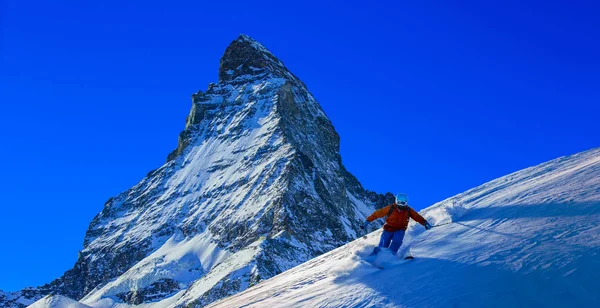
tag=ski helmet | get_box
[395,193,408,205]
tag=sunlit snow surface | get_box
[29,295,92,308]
[209,148,600,308]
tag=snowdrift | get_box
[29,295,92,308]
[210,147,600,307]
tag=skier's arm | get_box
[366,205,392,222]
[408,207,428,226]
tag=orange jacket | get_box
[367,203,427,232]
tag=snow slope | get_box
[29,295,92,308]
[210,147,600,307]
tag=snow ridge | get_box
[29,295,91,308]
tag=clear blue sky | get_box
[1,0,599,292]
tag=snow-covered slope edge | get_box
[210,147,600,307]
[28,295,91,308]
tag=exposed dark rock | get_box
[117,279,180,305]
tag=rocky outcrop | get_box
[218,34,303,85]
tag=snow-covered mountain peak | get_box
[218,34,300,84]
[2,35,389,308]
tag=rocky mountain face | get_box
[1,35,390,307]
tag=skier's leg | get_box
[371,230,393,255]
[380,230,393,248]
[389,230,406,255]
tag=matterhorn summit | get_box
[0,35,389,307]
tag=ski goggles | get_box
[395,193,408,204]
[398,201,407,205]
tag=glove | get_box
[424,222,432,230]
[360,221,369,230]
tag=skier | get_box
[361,193,431,256]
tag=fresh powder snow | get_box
[29,295,92,308]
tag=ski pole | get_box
[431,221,453,228]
